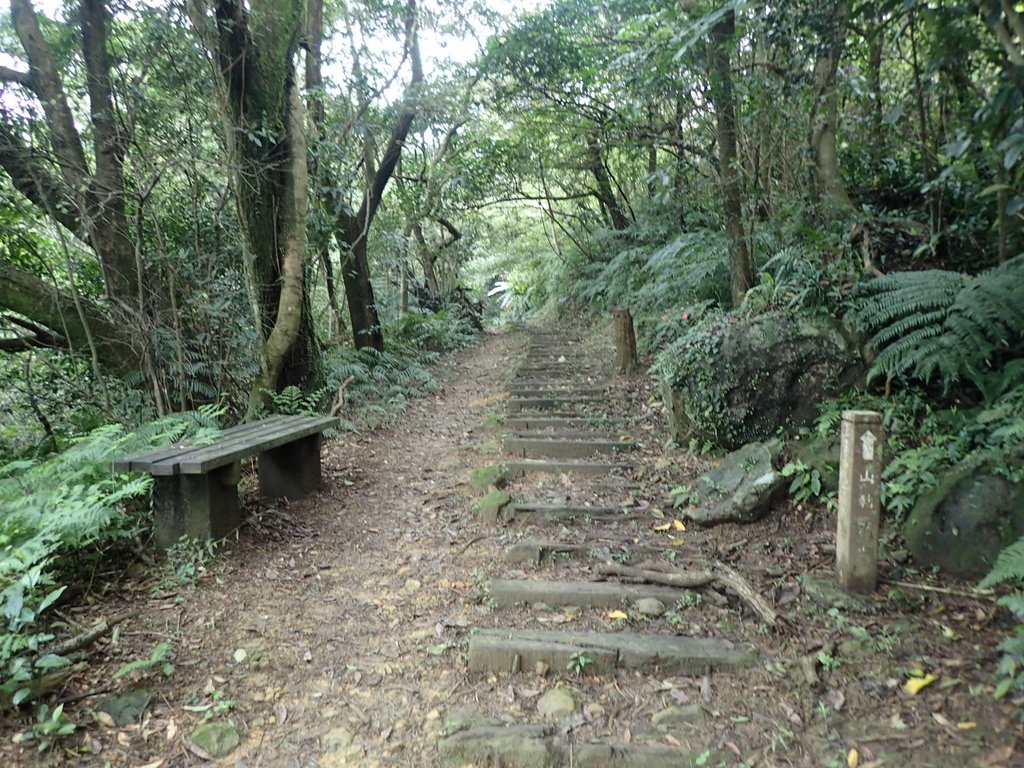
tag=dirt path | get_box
[3,325,1020,767]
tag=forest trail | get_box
[5,326,1017,768]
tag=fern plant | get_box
[980,536,1024,699]
[851,254,1024,394]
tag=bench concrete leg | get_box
[259,433,322,498]
[152,463,242,551]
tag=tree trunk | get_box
[707,10,754,307]
[248,82,308,415]
[808,0,853,210]
[0,257,138,371]
[200,0,321,405]
[334,0,423,352]
[305,0,345,341]
[587,133,630,230]
[2,0,144,353]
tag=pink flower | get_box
[681,313,689,320]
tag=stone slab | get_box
[508,387,608,398]
[505,416,602,430]
[507,504,647,524]
[503,540,661,565]
[468,629,757,675]
[490,579,689,608]
[503,437,634,459]
[439,726,697,768]
[507,397,607,413]
[505,460,635,478]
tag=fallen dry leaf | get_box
[904,673,937,695]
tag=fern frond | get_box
[854,255,1024,392]
[980,536,1024,589]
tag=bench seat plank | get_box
[110,416,292,472]
[169,415,338,475]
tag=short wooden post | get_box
[836,410,883,592]
[612,307,637,374]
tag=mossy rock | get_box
[470,464,507,491]
[662,311,863,451]
[475,490,512,523]
[904,454,1024,579]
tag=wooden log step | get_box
[439,725,699,768]
[506,397,607,413]
[490,579,688,608]
[467,628,757,675]
[505,460,635,478]
[503,540,663,565]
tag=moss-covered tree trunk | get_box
[195,0,320,413]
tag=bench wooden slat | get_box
[151,415,338,476]
[110,416,292,473]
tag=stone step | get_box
[503,437,634,459]
[505,460,635,479]
[439,725,700,768]
[506,503,649,524]
[507,397,607,413]
[467,628,757,675]
[489,578,688,609]
[511,378,608,388]
[505,416,608,431]
[507,386,608,398]
[503,540,666,565]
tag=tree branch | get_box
[9,0,90,190]
[0,65,32,88]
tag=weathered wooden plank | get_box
[490,579,689,608]
[467,629,757,675]
[110,416,291,472]
[165,416,337,475]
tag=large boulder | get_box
[663,311,862,451]
[904,455,1024,579]
[683,440,787,526]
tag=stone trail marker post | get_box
[836,410,883,592]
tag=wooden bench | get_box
[111,414,338,551]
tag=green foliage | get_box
[780,460,833,509]
[575,230,731,348]
[112,641,174,681]
[262,385,329,416]
[981,538,1024,699]
[851,255,1024,393]
[0,406,223,709]
[567,650,593,675]
[23,702,76,753]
